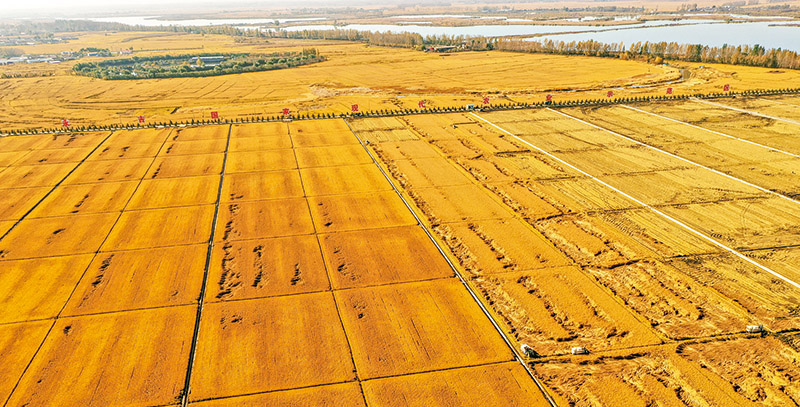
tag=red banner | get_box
[282,108,290,115]
[418,100,426,108]
[61,119,70,127]
[666,87,673,95]
[351,104,359,112]
[137,115,145,124]
[546,94,553,102]
[607,90,614,98]
[482,97,490,105]
[210,111,219,119]
[723,84,730,92]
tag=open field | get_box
[350,94,800,405]
[5,31,800,132]
[0,119,564,405]
[2,26,800,404]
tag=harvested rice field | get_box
[348,95,800,406]
[2,48,800,406]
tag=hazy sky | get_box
[3,0,376,17]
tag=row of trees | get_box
[72,51,323,80]
[493,38,800,69]
[261,26,800,69]
[4,87,799,137]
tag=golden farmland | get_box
[5,31,800,131]
[2,23,800,407]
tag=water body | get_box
[532,21,800,52]
[83,15,800,52]
[280,19,717,37]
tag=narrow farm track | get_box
[180,125,233,407]
[344,119,560,407]
[471,112,800,291]
[291,122,371,407]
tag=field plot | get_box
[189,293,355,401]
[668,253,800,331]
[412,184,512,223]
[208,235,329,301]
[191,383,366,407]
[0,134,46,152]
[215,199,315,242]
[103,205,215,250]
[300,164,391,196]
[443,219,569,275]
[318,225,452,288]
[0,255,93,323]
[88,142,164,161]
[0,322,52,404]
[64,157,152,184]
[14,147,92,166]
[29,181,138,217]
[308,191,416,232]
[220,170,304,202]
[476,266,661,355]
[226,149,296,173]
[682,336,800,406]
[63,245,208,315]
[0,163,75,188]
[0,187,49,221]
[289,119,358,147]
[0,213,118,259]
[6,307,195,407]
[127,176,219,209]
[533,345,754,407]
[659,197,800,251]
[711,95,800,123]
[161,138,227,156]
[562,105,800,196]
[362,362,552,407]
[102,128,173,146]
[335,279,513,379]
[637,100,800,154]
[170,126,230,142]
[229,135,293,151]
[295,145,372,168]
[229,122,289,139]
[147,153,224,179]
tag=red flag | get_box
[210,111,219,119]
[723,84,730,92]
[666,87,673,95]
[61,119,70,127]
[546,94,553,102]
[137,115,145,124]
[482,97,490,105]
[351,104,359,112]
[607,90,614,98]
[282,108,290,116]
[418,100,426,109]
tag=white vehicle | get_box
[571,346,589,355]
